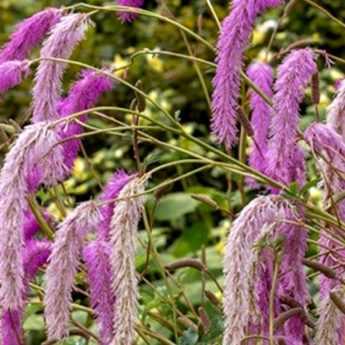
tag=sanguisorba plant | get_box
[0,0,345,344]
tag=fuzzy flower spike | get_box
[110,175,147,345]
[1,240,52,345]
[0,8,62,63]
[246,62,273,186]
[327,79,345,140]
[116,0,144,23]
[266,48,317,186]
[0,123,67,311]
[44,201,101,340]
[0,60,30,94]
[211,0,283,149]
[82,170,132,344]
[223,195,301,344]
[32,13,91,123]
[57,69,113,171]
[304,123,345,344]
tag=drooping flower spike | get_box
[315,288,345,345]
[110,175,147,345]
[32,13,91,123]
[266,48,316,186]
[327,79,345,140]
[2,240,52,345]
[0,8,62,63]
[98,170,133,241]
[116,0,144,23]
[83,241,114,345]
[211,0,283,149]
[223,195,302,344]
[304,122,345,218]
[0,123,67,311]
[246,62,273,186]
[57,69,113,171]
[0,60,30,94]
[304,122,345,344]
[44,201,101,340]
[83,170,132,344]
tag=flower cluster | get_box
[0,1,344,345]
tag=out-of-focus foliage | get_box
[0,0,344,344]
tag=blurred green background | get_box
[0,0,344,344]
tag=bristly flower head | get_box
[32,13,91,123]
[223,195,299,344]
[327,79,345,140]
[83,241,114,345]
[98,170,133,241]
[1,240,52,345]
[246,62,273,186]
[0,60,30,94]
[23,210,51,241]
[44,201,101,340]
[211,0,283,149]
[266,48,317,185]
[57,70,113,171]
[315,288,345,345]
[110,175,147,345]
[116,0,144,23]
[0,8,62,63]
[0,123,67,310]
[304,123,345,218]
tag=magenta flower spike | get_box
[211,0,283,149]
[304,122,345,219]
[32,13,91,123]
[57,70,113,171]
[266,48,317,186]
[0,60,30,94]
[0,123,67,310]
[327,79,345,140]
[1,310,23,345]
[116,0,144,23]
[305,122,345,344]
[110,176,147,345]
[0,8,62,63]
[44,202,101,340]
[23,210,52,241]
[1,240,52,345]
[246,62,273,186]
[223,195,300,344]
[83,241,114,344]
[98,170,132,241]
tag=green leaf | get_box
[171,221,210,257]
[155,193,199,221]
[23,314,45,331]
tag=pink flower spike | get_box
[110,176,147,345]
[0,60,30,94]
[246,62,273,187]
[327,79,345,140]
[0,123,67,310]
[0,8,62,63]
[83,241,114,344]
[57,70,113,171]
[98,170,132,241]
[116,0,144,23]
[32,13,91,123]
[44,201,101,340]
[211,0,283,149]
[266,48,317,186]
